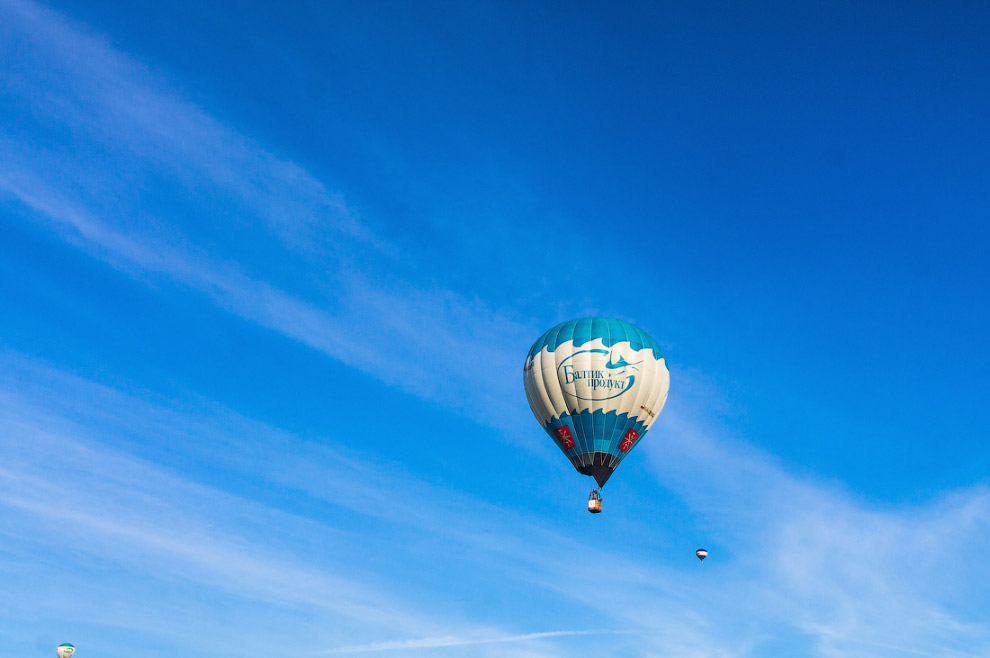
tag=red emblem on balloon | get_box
[619,429,639,452]
[555,426,575,449]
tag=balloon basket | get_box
[588,489,602,514]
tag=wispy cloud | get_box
[0,358,581,658]
[3,350,989,657]
[0,0,537,427]
[640,405,990,657]
[0,0,377,254]
[0,422,417,632]
[321,629,629,654]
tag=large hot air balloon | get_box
[56,644,75,658]
[523,318,669,511]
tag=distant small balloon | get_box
[696,548,708,562]
[56,644,75,658]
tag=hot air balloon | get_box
[523,317,669,512]
[56,644,75,658]
[696,549,708,562]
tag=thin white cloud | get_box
[321,630,627,654]
[0,383,574,658]
[0,0,539,427]
[638,403,990,658]
[0,0,380,253]
[0,171,532,427]
[3,352,989,657]
[0,434,412,631]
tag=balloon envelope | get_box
[696,549,708,561]
[523,318,669,487]
[56,644,75,658]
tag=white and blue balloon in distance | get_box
[57,644,75,658]
[523,317,670,488]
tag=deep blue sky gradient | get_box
[19,0,990,494]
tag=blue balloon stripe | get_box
[609,317,627,350]
[545,410,650,463]
[575,317,593,349]
[578,410,594,455]
[603,412,618,449]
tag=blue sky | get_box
[1,0,989,656]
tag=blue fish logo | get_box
[605,352,642,371]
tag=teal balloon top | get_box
[526,317,665,362]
